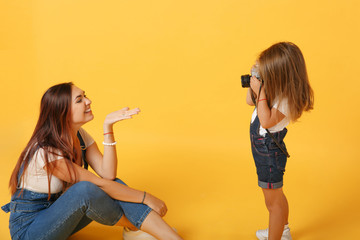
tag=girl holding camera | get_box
[246,42,314,240]
[2,82,182,240]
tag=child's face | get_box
[251,62,260,80]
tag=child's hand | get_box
[250,76,262,95]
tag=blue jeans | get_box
[1,179,152,240]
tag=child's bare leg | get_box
[140,210,183,240]
[282,191,289,225]
[262,188,288,240]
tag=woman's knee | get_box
[72,181,98,191]
[68,181,105,201]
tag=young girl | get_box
[246,42,314,240]
[2,82,183,240]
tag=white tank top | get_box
[20,128,94,193]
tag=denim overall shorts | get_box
[250,114,288,189]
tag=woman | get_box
[2,82,182,240]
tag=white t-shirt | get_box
[20,128,95,194]
[251,98,290,136]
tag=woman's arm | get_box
[250,77,285,129]
[85,107,140,180]
[49,159,168,217]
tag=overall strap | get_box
[77,131,88,170]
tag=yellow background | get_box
[1,0,359,239]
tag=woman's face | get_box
[71,85,94,128]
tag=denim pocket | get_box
[251,135,269,156]
[10,210,37,224]
[9,201,51,225]
[9,201,51,239]
[275,152,287,172]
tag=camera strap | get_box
[265,129,290,158]
[255,84,290,158]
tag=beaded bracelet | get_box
[258,99,268,102]
[103,132,114,135]
[102,141,117,146]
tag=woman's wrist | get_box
[141,191,147,204]
[103,124,115,143]
[103,124,114,134]
[142,192,151,205]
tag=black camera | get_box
[241,74,251,88]
[241,64,261,88]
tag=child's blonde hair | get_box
[258,42,314,121]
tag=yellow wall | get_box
[1,0,359,239]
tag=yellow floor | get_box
[1,141,359,239]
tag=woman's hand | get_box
[104,107,140,127]
[143,193,168,217]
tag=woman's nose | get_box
[85,97,92,105]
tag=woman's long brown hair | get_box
[258,42,314,121]
[9,82,80,198]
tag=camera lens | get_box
[241,74,251,88]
